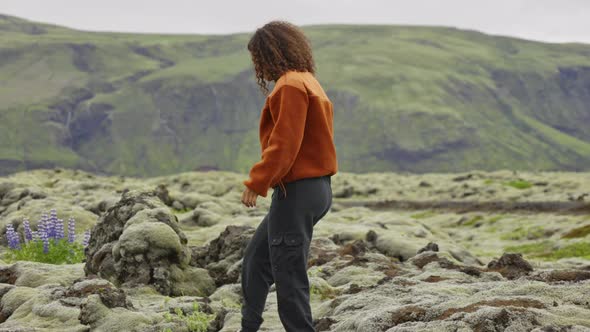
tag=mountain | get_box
[1,14,590,177]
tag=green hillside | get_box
[1,13,590,176]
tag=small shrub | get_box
[3,208,90,264]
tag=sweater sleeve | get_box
[243,84,309,197]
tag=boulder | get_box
[84,189,215,296]
[486,252,534,279]
[0,261,85,287]
[190,225,254,286]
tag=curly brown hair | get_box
[247,21,316,96]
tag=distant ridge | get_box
[1,13,590,176]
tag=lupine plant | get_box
[4,208,90,264]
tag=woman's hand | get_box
[242,186,259,208]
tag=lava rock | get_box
[486,252,534,279]
[84,189,215,296]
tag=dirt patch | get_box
[423,275,448,282]
[390,305,427,326]
[338,240,369,257]
[435,298,546,320]
[529,269,590,283]
[361,200,590,214]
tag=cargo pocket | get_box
[283,233,308,289]
[270,233,306,294]
[269,235,284,273]
[281,233,304,276]
[270,234,283,246]
[269,233,303,272]
[284,233,303,247]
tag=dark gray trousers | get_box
[240,174,332,332]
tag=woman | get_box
[239,21,338,332]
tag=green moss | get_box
[308,267,324,278]
[461,215,484,227]
[528,226,547,239]
[170,207,193,214]
[477,215,505,233]
[544,242,590,260]
[561,224,590,239]
[504,240,555,256]
[43,180,59,188]
[411,210,437,219]
[162,300,216,332]
[487,215,505,224]
[483,179,494,185]
[500,225,546,240]
[504,180,533,189]
[485,225,499,233]
[220,297,241,310]
[472,249,502,258]
[505,240,590,260]
[309,283,337,301]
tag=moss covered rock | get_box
[84,189,215,297]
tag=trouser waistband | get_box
[272,174,331,189]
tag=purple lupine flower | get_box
[37,216,46,244]
[5,224,21,249]
[38,213,48,238]
[41,211,49,224]
[40,229,49,254]
[67,217,76,243]
[55,218,65,241]
[23,218,33,242]
[48,209,58,239]
[31,230,39,242]
[82,230,91,247]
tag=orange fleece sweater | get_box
[243,70,338,198]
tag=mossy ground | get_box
[504,240,590,260]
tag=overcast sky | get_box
[2,0,590,44]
